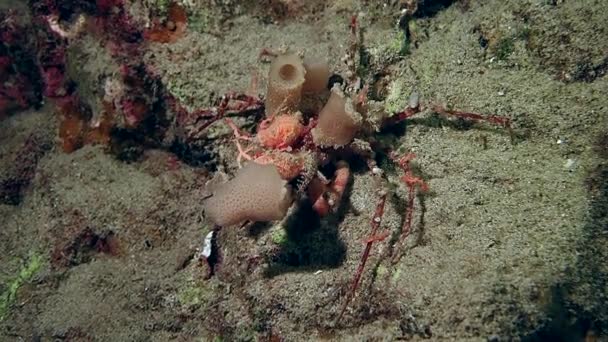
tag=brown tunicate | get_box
[302,57,330,94]
[312,85,362,147]
[202,163,294,227]
[265,53,306,116]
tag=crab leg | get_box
[431,105,514,141]
[337,190,388,323]
[431,105,511,129]
[390,152,428,262]
[224,118,255,167]
[307,162,351,217]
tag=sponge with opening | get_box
[265,53,306,116]
[311,85,362,147]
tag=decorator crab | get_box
[188,18,512,321]
[177,16,510,320]
[203,51,365,226]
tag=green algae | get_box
[178,283,209,307]
[0,253,44,321]
[270,226,288,245]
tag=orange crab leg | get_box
[224,118,255,166]
[308,177,329,217]
[328,161,350,208]
[308,162,351,217]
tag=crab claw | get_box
[307,161,350,217]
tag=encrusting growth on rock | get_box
[202,163,294,227]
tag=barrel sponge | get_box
[302,57,330,94]
[266,53,306,116]
[311,85,362,147]
[203,163,294,227]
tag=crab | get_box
[175,14,514,324]
[223,109,348,218]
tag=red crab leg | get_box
[390,152,428,262]
[431,105,514,141]
[349,14,358,35]
[382,94,422,128]
[224,117,253,141]
[171,92,263,141]
[431,105,511,129]
[337,191,388,322]
[393,106,420,122]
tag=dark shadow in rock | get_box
[264,197,347,278]
[520,285,593,342]
[0,134,52,205]
[248,221,272,239]
[521,134,608,340]
[169,138,218,170]
[413,0,458,18]
[108,65,170,162]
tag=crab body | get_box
[189,39,513,323]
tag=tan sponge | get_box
[312,85,362,147]
[302,57,330,94]
[265,52,306,116]
[203,163,294,226]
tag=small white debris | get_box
[373,216,381,223]
[201,230,215,258]
[372,166,383,175]
[498,90,505,96]
[564,158,576,171]
[314,270,323,275]
[557,139,563,144]
[408,91,420,109]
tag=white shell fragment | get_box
[200,230,215,259]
